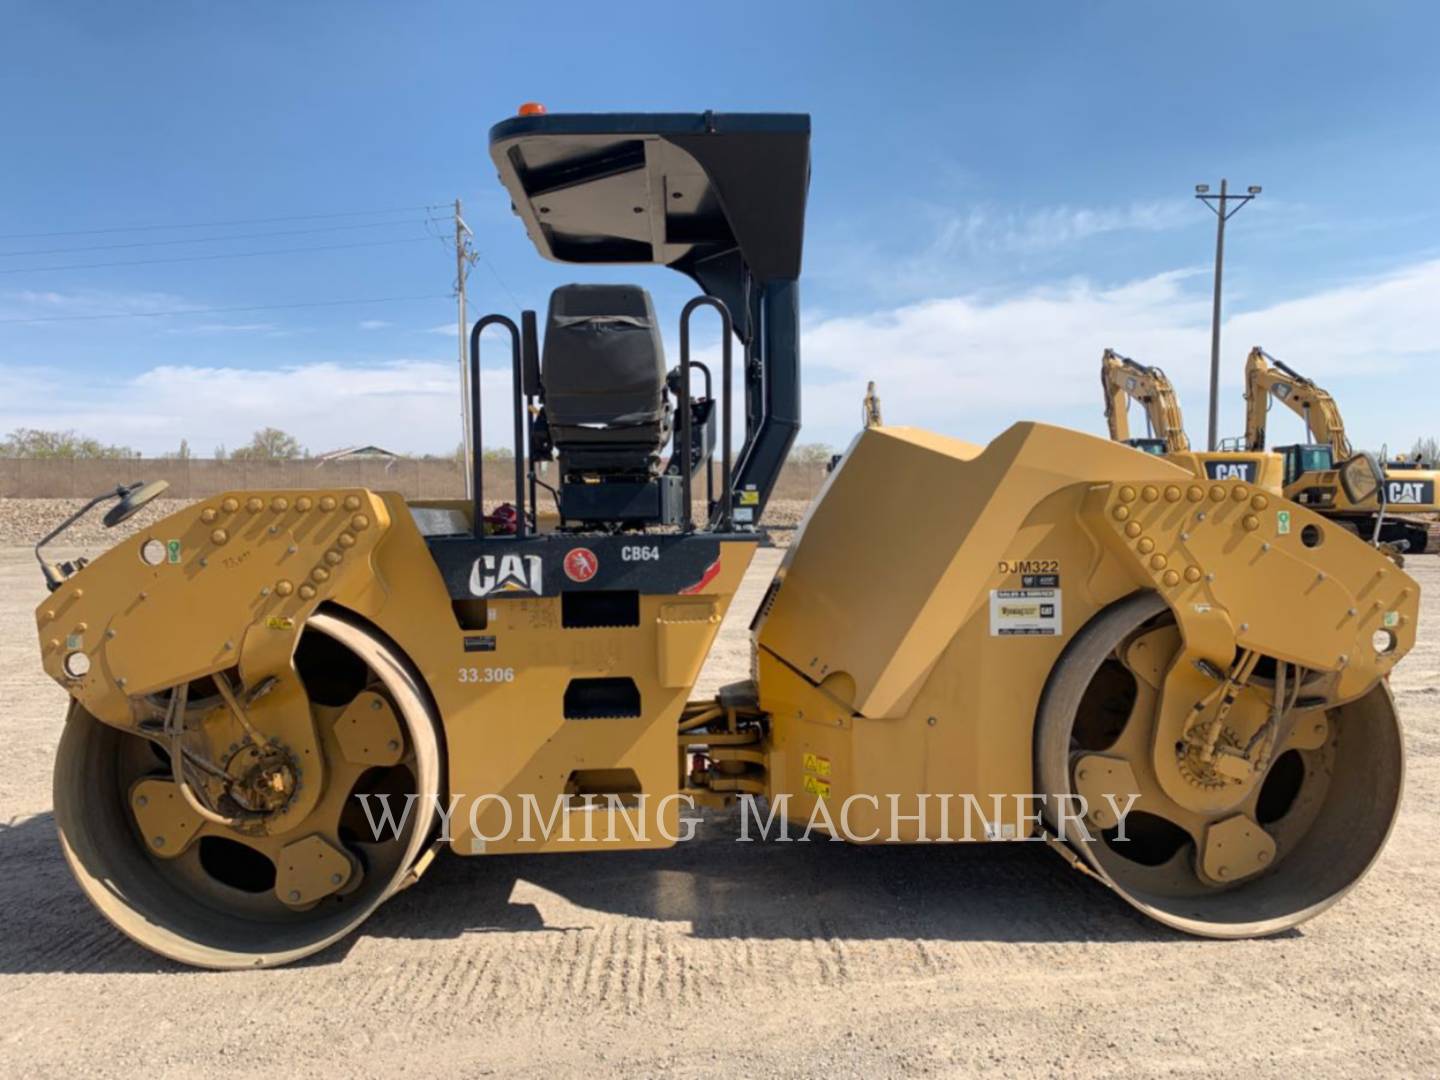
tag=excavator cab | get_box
[1273,443,1338,507]
[1276,443,1335,487]
[1126,437,1168,456]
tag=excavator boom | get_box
[1101,349,1191,453]
[1244,347,1354,460]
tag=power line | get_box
[426,200,522,310]
[0,293,450,324]
[0,216,429,258]
[473,245,523,309]
[0,204,449,241]
[0,235,431,275]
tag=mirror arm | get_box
[33,482,141,589]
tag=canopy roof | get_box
[488,111,810,285]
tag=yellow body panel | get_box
[37,490,756,857]
[754,423,1417,838]
[757,424,1186,720]
[1165,449,1285,494]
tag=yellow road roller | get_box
[34,109,1416,968]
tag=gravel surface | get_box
[1,541,1437,1078]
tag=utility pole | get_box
[1195,179,1261,450]
[453,198,477,497]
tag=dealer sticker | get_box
[990,588,1062,636]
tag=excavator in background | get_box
[1244,347,1436,553]
[1101,349,1281,489]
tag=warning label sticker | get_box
[989,588,1062,636]
[802,774,831,799]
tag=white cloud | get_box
[0,286,189,324]
[787,258,1440,452]
[358,319,392,330]
[3,260,1438,458]
[934,200,1190,256]
[160,322,279,336]
[809,198,1198,303]
[1225,262,1440,375]
[5,287,186,312]
[0,358,508,457]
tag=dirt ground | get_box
[1,540,1438,1079]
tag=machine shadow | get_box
[0,808,1300,975]
[357,808,1244,951]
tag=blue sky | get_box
[3,1,1438,457]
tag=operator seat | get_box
[540,284,672,479]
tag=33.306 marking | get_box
[458,667,515,684]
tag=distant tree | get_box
[787,442,836,466]
[1409,436,1439,466]
[177,438,191,460]
[480,446,514,461]
[213,444,227,462]
[0,427,137,459]
[230,427,304,461]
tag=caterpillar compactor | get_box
[1244,347,1436,553]
[1100,348,1281,489]
[37,110,1417,968]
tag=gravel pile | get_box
[0,496,814,550]
[0,498,197,548]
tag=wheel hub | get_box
[1176,726,1246,791]
[224,743,299,815]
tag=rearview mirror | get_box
[1338,452,1384,507]
[102,480,171,528]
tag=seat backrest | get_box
[542,285,666,428]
